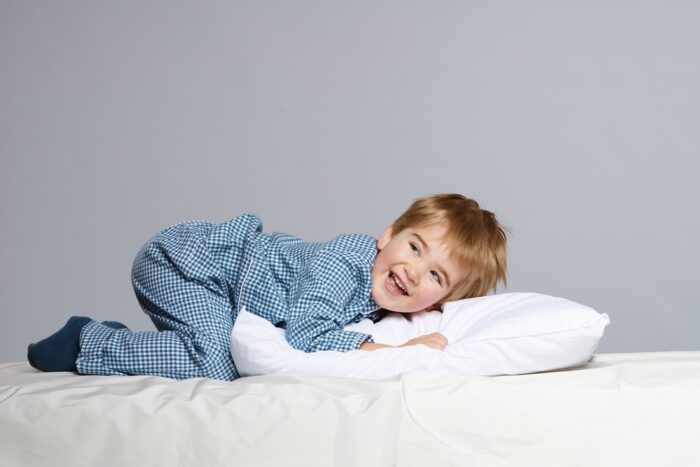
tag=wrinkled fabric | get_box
[2,352,700,467]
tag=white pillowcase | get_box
[230,293,610,380]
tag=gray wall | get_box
[2,1,698,363]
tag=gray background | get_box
[2,1,698,363]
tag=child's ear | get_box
[377,225,394,250]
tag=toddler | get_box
[27,194,507,380]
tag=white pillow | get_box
[230,293,610,380]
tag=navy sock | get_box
[27,316,92,372]
[102,320,129,330]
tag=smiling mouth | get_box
[386,271,409,296]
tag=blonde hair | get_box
[391,193,507,301]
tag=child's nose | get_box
[405,265,419,285]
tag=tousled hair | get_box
[391,193,507,302]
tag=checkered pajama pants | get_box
[75,222,243,381]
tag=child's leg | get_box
[76,222,241,381]
[102,321,128,329]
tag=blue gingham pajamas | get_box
[75,213,380,380]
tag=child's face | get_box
[371,223,466,313]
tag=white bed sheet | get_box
[1,352,699,467]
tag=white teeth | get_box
[392,273,407,294]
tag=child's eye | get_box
[431,271,442,285]
[410,242,420,255]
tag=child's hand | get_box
[399,332,448,350]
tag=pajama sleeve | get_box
[285,249,374,352]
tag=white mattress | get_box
[1,352,699,467]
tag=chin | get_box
[373,298,400,313]
[384,304,418,314]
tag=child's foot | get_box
[102,320,129,330]
[27,316,92,372]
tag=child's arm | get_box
[284,249,377,352]
[359,332,448,351]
